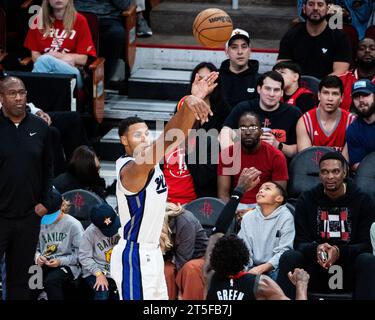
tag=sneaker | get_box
[137,17,153,37]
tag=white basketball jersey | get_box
[115,156,168,244]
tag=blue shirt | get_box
[346,118,375,165]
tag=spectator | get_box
[24,0,97,89]
[346,79,375,170]
[206,234,309,300]
[73,0,131,86]
[277,152,375,299]
[219,29,260,109]
[218,111,288,206]
[0,76,53,300]
[163,64,224,204]
[220,71,302,158]
[296,75,356,157]
[238,182,294,281]
[339,37,375,111]
[136,0,152,37]
[278,0,352,79]
[188,62,231,132]
[35,188,84,300]
[273,61,316,113]
[79,202,121,300]
[53,145,107,200]
[162,203,208,300]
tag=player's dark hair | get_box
[319,151,348,169]
[118,117,146,137]
[210,234,249,278]
[257,71,285,90]
[238,111,261,128]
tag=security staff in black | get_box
[0,76,53,300]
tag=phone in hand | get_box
[319,251,328,262]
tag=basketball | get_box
[193,8,233,48]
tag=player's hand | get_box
[191,71,219,99]
[260,132,279,148]
[45,259,61,268]
[36,110,52,126]
[288,268,309,287]
[94,274,109,291]
[317,243,335,269]
[236,167,261,193]
[184,95,213,124]
[37,255,48,267]
[35,203,48,217]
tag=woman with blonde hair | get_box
[24,0,96,88]
[161,202,208,300]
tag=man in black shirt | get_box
[0,76,53,299]
[219,29,260,109]
[220,71,302,158]
[278,0,352,79]
[277,152,375,299]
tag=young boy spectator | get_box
[79,202,121,300]
[35,189,84,300]
[238,182,294,281]
[273,61,316,113]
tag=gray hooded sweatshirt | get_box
[35,214,84,279]
[79,223,120,279]
[238,204,295,270]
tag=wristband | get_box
[176,95,189,111]
[278,142,284,151]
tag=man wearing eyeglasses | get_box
[0,76,53,300]
[218,111,288,206]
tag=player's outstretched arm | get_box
[121,90,214,193]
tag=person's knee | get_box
[279,250,303,270]
[33,54,54,69]
[355,253,375,274]
[181,259,203,276]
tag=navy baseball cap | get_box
[90,203,121,237]
[41,189,63,225]
[351,79,375,96]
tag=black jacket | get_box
[0,110,53,218]
[219,59,260,109]
[294,180,375,262]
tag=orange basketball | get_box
[193,8,233,48]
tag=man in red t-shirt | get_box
[218,111,288,205]
[339,37,375,111]
[24,10,96,89]
[296,75,356,159]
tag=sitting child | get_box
[35,189,84,300]
[79,203,121,300]
[238,181,295,280]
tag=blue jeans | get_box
[266,268,279,282]
[33,54,83,89]
[84,275,117,300]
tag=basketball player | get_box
[110,73,217,300]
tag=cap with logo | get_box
[351,79,375,96]
[41,188,63,225]
[90,202,121,237]
[226,28,250,48]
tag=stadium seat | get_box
[300,75,320,94]
[184,197,236,236]
[288,146,332,204]
[354,151,375,202]
[62,189,103,229]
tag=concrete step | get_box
[104,94,177,121]
[128,68,191,100]
[150,2,296,40]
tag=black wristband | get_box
[233,187,245,197]
[278,142,284,151]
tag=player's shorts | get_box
[110,238,168,300]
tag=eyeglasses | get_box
[239,125,259,132]
[4,90,27,98]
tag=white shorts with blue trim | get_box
[110,238,168,300]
